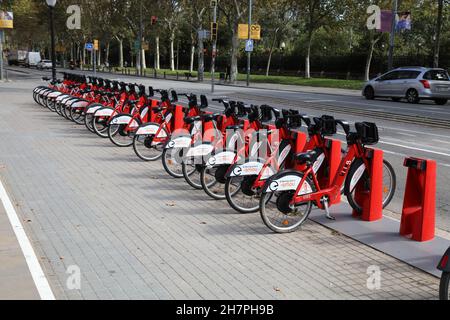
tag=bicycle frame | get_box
[291,142,368,209]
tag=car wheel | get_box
[406,89,420,104]
[391,97,401,102]
[434,99,448,105]
[364,86,375,100]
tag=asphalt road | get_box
[4,66,450,232]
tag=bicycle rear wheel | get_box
[440,272,450,300]
[345,159,396,213]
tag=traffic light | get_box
[211,22,218,41]
[151,16,158,25]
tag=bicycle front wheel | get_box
[133,133,167,161]
[345,159,397,213]
[162,148,186,178]
[225,176,261,214]
[182,162,205,190]
[200,165,230,200]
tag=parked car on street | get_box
[37,60,53,70]
[25,51,42,68]
[363,67,450,105]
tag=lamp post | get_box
[46,0,57,81]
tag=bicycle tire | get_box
[440,272,450,300]
[162,148,185,178]
[93,108,112,138]
[132,124,169,161]
[345,158,397,214]
[108,114,140,147]
[260,171,315,233]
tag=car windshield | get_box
[423,70,450,81]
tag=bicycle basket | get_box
[320,115,337,136]
[355,122,379,145]
[247,106,261,122]
[260,105,273,122]
[287,114,303,129]
[236,102,247,117]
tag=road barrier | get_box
[400,157,437,242]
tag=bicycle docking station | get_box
[400,157,436,242]
[325,139,342,205]
[352,148,384,222]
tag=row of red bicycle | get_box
[33,73,397,233]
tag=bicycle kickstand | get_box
[321,197,336,221]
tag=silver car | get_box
[362,67,450,105]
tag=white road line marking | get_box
[0,180,55,300]
[335,132,450,157]
[379,140,450,157]
[342,100,450,115]
[381,126,450,139]
[304,99,336,103]
[432,139,450,145]
[395,132,416,137]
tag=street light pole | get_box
[139,0,144,76]
[211,1,217,93]
[46,0,57,81]
[387,0,398,70]
[246,0,252,87]
[0,30,4,81]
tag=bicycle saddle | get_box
[184,116,202,124]
[152,107,165,113]
[226,124,245,130]
[295,149,320,165]
[202,113,220,122]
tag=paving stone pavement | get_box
[0,80,441,300]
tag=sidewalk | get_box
[0,78,441,300]
[0,200,40,299]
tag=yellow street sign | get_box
[94,39,99,51]
[238,24,261,40]
[0,11,14,29]
[55,44,66,53]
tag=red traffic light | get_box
[151,16,158,25]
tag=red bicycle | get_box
[259,121,396,233]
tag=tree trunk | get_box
[433,0,444,68]
[155,36,160,69]
[305,32,313,79]
[190,45,195,73]
[105,42,110,66]
[142,49,147,69]
[82,44,86,66]
[170,36,175,71]
[365,42,375,81]
[198,37,204,81]
[230,25,240,83]
[118,38,124,68]
[266,30,278,77]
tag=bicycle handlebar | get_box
[336,120,351,135]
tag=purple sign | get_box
[379,10,393,33]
